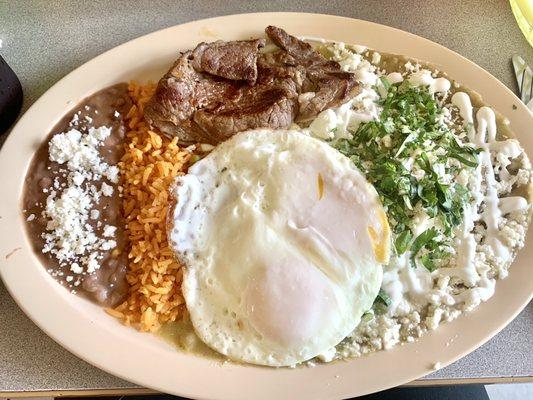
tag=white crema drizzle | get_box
[408,70,451,94]
[447,93,528,302]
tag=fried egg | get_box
[168,129,390,367]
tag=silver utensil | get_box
[512,54,533,112]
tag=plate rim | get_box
[0,12,532,400]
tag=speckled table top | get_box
[0,0,532,395]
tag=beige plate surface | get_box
[0,12,532,400]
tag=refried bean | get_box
[22,83,131,307]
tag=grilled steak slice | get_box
[145,51,240,143]
[145,44,297,145]
[265,25,361,124]
[297,69,361,124]
[265,25,324,67]
[194,81,298,141]
[191,39,265,84]
[257,51,307,90]
[145,26,361,145]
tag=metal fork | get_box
[512,54,533,112]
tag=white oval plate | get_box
[0,12,532,400]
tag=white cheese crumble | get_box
[309,109,337,139]
[90,209,100,220]
[316,347,336,362]
[103,225,117,237]
[105,166,120,184]
[101,182,114,197]
[70,262,83,274]
[39,125,119,276]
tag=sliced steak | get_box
[265,25,361,124]
[191,39,265,84]
[297,69,361,124]
[265,25,323,67]
[257,51,307,90]
[145,45,296,145]
[145,26,361,145]
[194,83,297,141]
[145,51,239,143]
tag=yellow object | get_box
[511,0,533,47]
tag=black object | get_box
[356,384,491,400]
[60,385,493,400]
[0,54,23,136]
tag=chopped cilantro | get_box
[420,253,438,272]
[361,311,375,322]
[379,76,391,91]
[410,228,439,257]
[395,230,413,255]
[376,289,392,306]
[334,82,477,267]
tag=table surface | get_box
[1,0,532,395]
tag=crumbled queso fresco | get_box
[39,123,119,286]
[304,42,532,361]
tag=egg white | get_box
[168,129,390,367]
